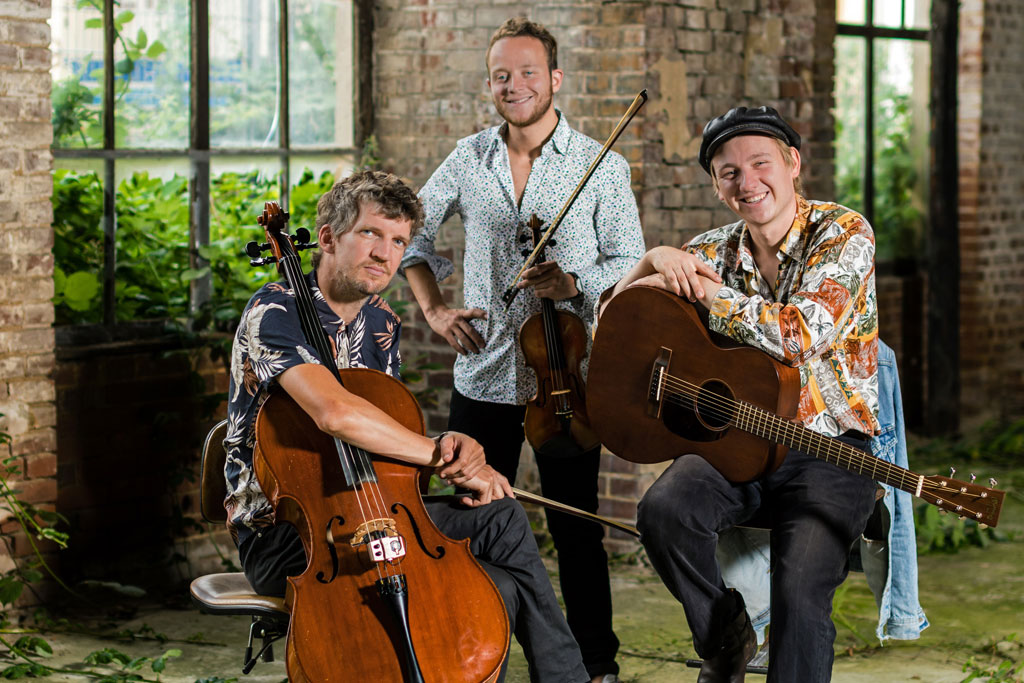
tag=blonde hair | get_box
[709,137,803,195]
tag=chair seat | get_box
[190,572,289,620]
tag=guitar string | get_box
[276,222,398,580]
[652,371,989,515]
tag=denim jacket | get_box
[718,340,929,642]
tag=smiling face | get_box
[711,134,802,245]
[487,35,562,129]
[317,203,411,305]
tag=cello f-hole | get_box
[392,502,446,560]
[316,515,346,584]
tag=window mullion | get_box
[279,0,290,212]
[189,0,212,320]
[102,0,116,326]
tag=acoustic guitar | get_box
[586,286,1004,527]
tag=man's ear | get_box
[550,68,563,94]
[317,224,336,253]
[789,147,802,178]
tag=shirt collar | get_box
[490,109,571,157]
[736,194,811,270]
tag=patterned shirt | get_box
[401,112,645,405]
[223,269,402,547]
[685,196,880,438]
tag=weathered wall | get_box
[959,0,1024,426]
[0,0,59,603]
[372,0,835,550]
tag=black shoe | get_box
[697,609,757,683]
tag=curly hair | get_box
[311,170,424,269]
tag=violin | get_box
[247,203,508,682]
[518,214,600,457]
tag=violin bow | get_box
[512,487,639,538]
[501,89,648,310]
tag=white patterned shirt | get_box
[402,112,645,405]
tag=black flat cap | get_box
[698,106,801,173]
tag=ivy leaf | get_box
[64,271,100,312]
[115,57,135,75]
[0,576,24,606]
[146,41,167,60]
[115,10,135,27]
[135,28,148,50]
[151,648,181,673]
[84,17,103,29]
[20,568,43,584]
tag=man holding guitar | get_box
[225,170,590,682]
[600,106,881,682]
[402,18,644,683]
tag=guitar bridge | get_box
[648,347,672,419]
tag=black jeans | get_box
[240,497,589,683]
[449,389,619,679]
[636,436,878,683]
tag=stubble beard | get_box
[497,87,553,129]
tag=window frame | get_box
[836,0,929,240]
[51,0,373,326]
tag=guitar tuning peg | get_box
[989,477,998,488]
[970,473,977,483]
[949,466,956,477]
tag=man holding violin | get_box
[402,17,645,683]
[600,106,880,682]
[224,170,590,682]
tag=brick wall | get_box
[0,0,58,604]
[372,0,832,551]
[959,0,1024,426]
[54,340,229,584]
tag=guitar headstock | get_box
[919,474,1005,527]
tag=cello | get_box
[247,203,508,682]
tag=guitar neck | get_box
[735,401,924,496]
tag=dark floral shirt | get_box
[223,269,402,546]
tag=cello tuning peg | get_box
[989,477,998,488]
[294,227,311,244]
[245,241,266,258]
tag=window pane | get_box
[114,160,191,321]
[907,0,931,30]
[113,1,190,148]
[872,38,930,262]
[210,159,282,314]
[290,0,354,148]
[834,36,866,219]
[873,0,904,28]
[210,1,280,148]
[53,164,104,323]
[836,0,866,25]
[51,0,105,148]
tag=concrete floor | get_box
[20,529,1023,682]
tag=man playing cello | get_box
[601,106,881,682]
[224,170,589,682]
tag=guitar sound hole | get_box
[695,380,733,430]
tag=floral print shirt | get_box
[223,269,402,546]
[685,196,880,438]
[401,112,645,405]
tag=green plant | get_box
[961,634,1024,682]
[914,501,1010,554]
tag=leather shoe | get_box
[697,610,757,683]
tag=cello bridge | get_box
[351,518,407,563]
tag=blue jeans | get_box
[637,436,877,683]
